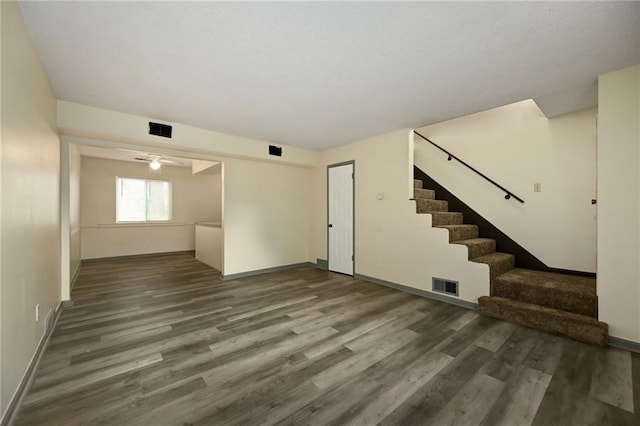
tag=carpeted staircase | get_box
[413,178,608,347]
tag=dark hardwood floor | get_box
[14,252,640,425]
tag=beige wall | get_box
[310,129,488,304]
[58,104,316,277]
[416,100,597,273]
[597,64,640,342]
[1,0,61,417]
[80,157,221,259]
[1,0,3,412]
[69,144,81,282]
[223,158,311,275]
[58,101,318,167]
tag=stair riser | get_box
[455,240,496,260]
[472,254,515,295]
[413,179,423,189]
[473,256,514,281]
[478,296,608,347]
[489,258,515,286]
[413,188,435,200]
[415,199,448,212]
[494,282,597,318]
[428,212,463,226]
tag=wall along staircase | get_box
[413,178,608,346]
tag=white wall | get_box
[60,141,81,301]
[597,64,640,342]
[416,100,597,273]
[223,158,311,275]
[80,157,221,259]
[69,144,81,280]
[1,0,61,417]
[195,224,223,272]
[310,129,488,304]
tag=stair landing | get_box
[494,269,597,317]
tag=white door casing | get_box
[328,162,354,275]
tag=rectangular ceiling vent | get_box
[269,145,282,157]
[432,277,459,296]
[149,122,173,139]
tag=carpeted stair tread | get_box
[496,269,596,294]
[471,252,515,270]
[452,238,496,260]
[415,198,448,212]
[494,268,597,317]
[422,211,463,226]
[436,224,479,242]
[414,179,423,189]
[478,296,608,347]
[414,188,435,200]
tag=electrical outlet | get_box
[35,304,40,322]
[534,183,542,192]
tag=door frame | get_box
[327,160,355,275]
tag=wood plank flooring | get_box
[14,252,640,425]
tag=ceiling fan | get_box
[133,154,182,170]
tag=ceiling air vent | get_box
[432,277,459,296]
[269,145,282,157]
[149,122,172,139]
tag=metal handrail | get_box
[414,130,524,203]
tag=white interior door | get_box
[328,163,354,275]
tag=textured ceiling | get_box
[19,1,640,150]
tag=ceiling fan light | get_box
[149,159,161,170]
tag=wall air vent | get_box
[432,277,459,296]
[149,122,173,139]
[269,145,282,157]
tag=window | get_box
[116,177,172,222]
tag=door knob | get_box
[328,224,333,228]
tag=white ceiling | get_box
[19,1,640,150]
